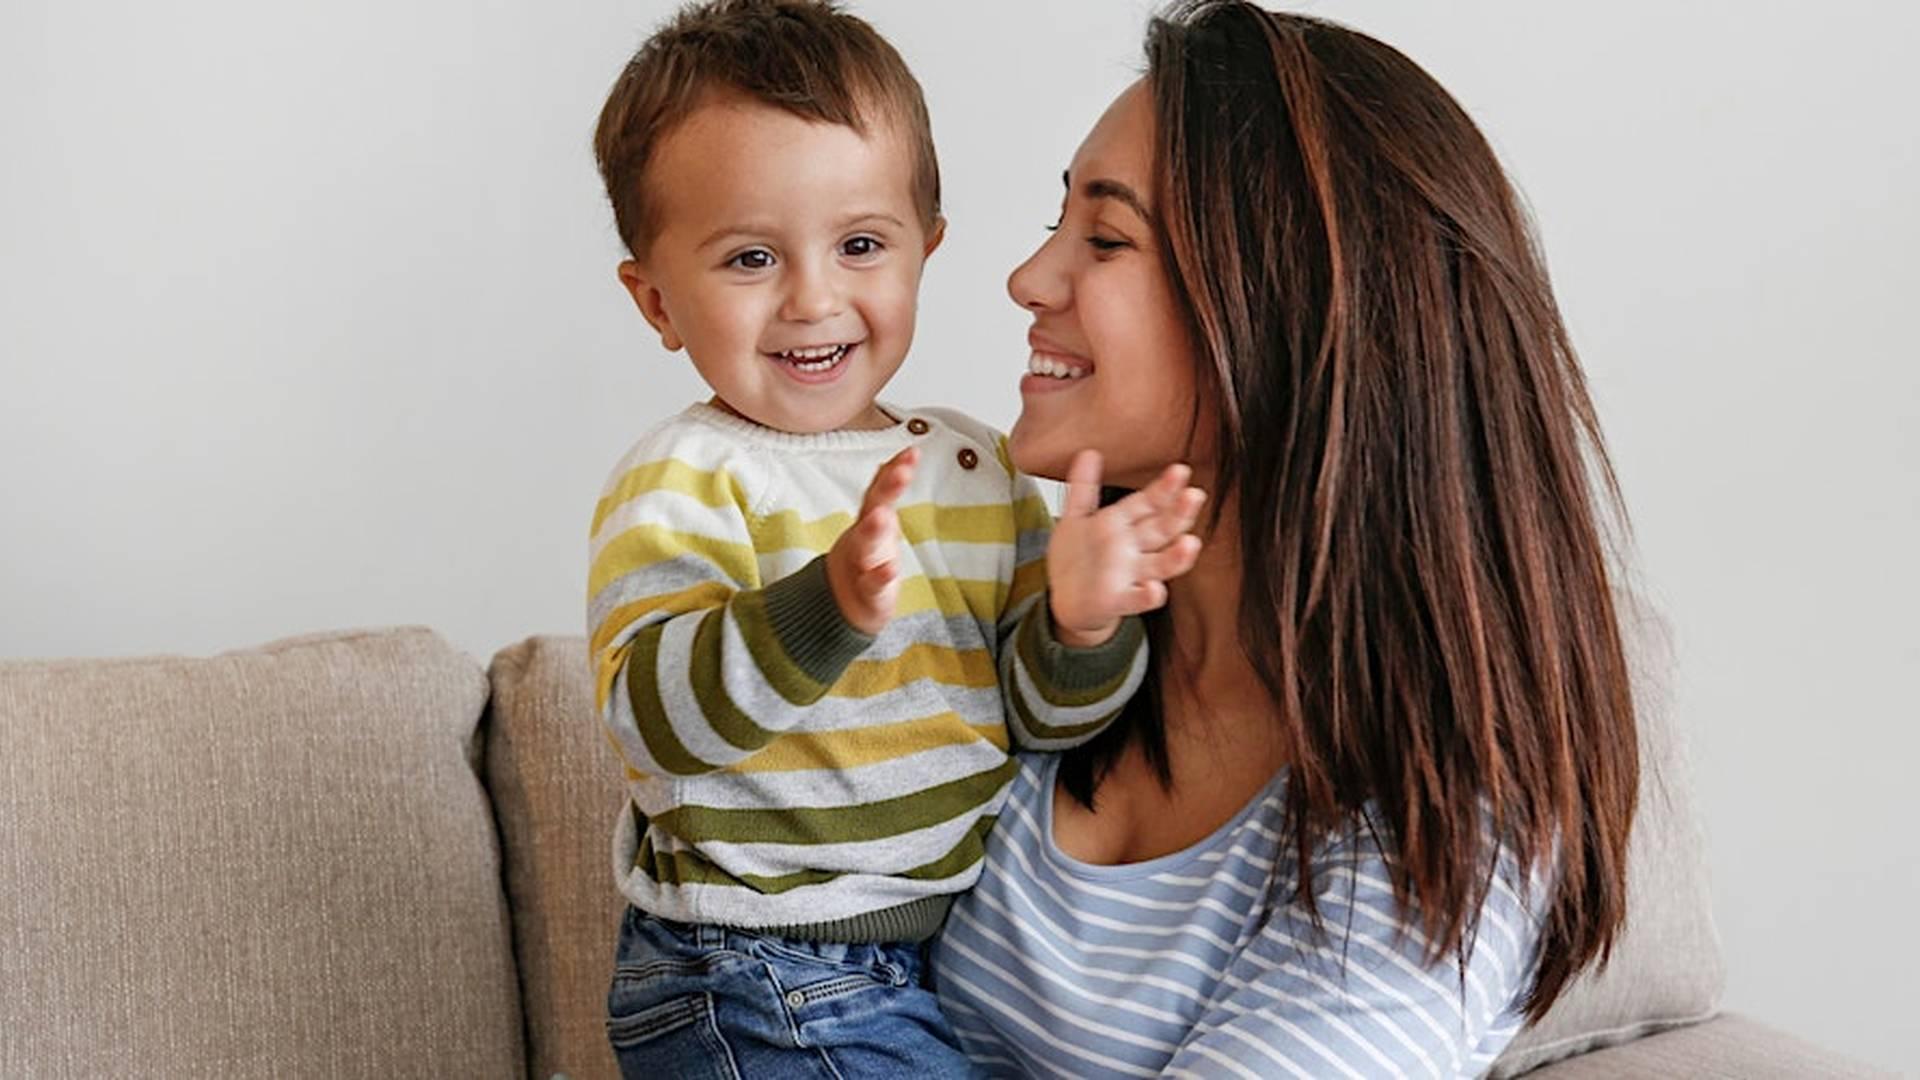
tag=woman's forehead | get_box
[1069,80,1154,191]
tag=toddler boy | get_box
[586,2,1203,1074]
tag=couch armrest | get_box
[1519,1013,1892,1078]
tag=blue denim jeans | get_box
[607,906,976,1079]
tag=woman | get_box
[932,3,1638,1076]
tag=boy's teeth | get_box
[779,343,850,372]
[782,344,845,360]
[1027,351,1088,380]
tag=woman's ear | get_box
[616,259,684,352]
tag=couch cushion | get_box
[1520,1013,1889,1078]
[484,635,626,1080]
[1492,597,1725,1075]
[0,627,524,1078]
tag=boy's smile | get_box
[617,96,943,434]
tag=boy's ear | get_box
[923,216,947,259]
[617,259,684,352]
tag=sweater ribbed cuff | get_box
[758,555,875,688]
[1025,600,1148,695]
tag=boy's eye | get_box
[842,236,883,258]
[730,249,775,270]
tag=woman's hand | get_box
[1047,450,1206,647]
[827,446,919,636]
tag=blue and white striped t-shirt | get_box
[930,754,1545,1078]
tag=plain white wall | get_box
[3,1,1913,1071]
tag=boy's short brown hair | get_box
[594,0,941,259]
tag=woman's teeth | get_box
[777,344,851,371]
[1028,352,1089,380]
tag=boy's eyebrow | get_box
[1063,169,1154,227]
[696,225,770,252]
[837,211,908,231]
[695,212,910,253]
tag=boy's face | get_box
[619,97,943,434]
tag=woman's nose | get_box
[1007,239,1065,312]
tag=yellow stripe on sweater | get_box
[723,712,1009,774]
[588,528,758,597]
[591,458,748,537]
[1008,559,1047,613]
[835,642,996,697]
[751,502,1018,554]
[894,575,1002,622]
[588,581,736,657]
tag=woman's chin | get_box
[1007,426,1073,482]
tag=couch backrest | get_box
[489,597,1723,1079]
[1490,596,1726,1075]
[0,628,525,1078]
[485,636,628,1080]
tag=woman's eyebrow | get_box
[1062,169,1154,227]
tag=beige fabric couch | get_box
[0,625,1885,1078]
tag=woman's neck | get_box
[1164,495,1242,670]
[1159,497,1278,750]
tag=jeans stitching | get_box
[607,993,704,1046]
[796,973,889,1006]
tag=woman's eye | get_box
[1088,236,1128,253]
[730,249,774,270]
[842,236,883,258]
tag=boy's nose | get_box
[780,266,843,323]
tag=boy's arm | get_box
[996,447,1206,752]
[999,587,1148,752]
[589,456,871,779]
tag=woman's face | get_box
[1008,81,1209,491]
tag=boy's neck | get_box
[707,396,897,434]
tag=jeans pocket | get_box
[606,989,740,1080]
[753,937,911,990]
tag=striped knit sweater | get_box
[588,402,1147,942]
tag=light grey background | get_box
[2,1,1913,1071]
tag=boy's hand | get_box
[1048,451,1206,648]
[827,446,919,636]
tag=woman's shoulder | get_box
[1250,805,1550,987]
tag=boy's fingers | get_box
[1061,450,1103,519]
[848,507,896,568]
[1120,580,1169,613]
[1138,463,1193,513]
[1140,535,1203,582]
[1129,513,1189,553]
[861,447,919,515]
[1110,466,1195,525]
[856,560,899,600]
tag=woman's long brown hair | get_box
[1060,0,1638,1022]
